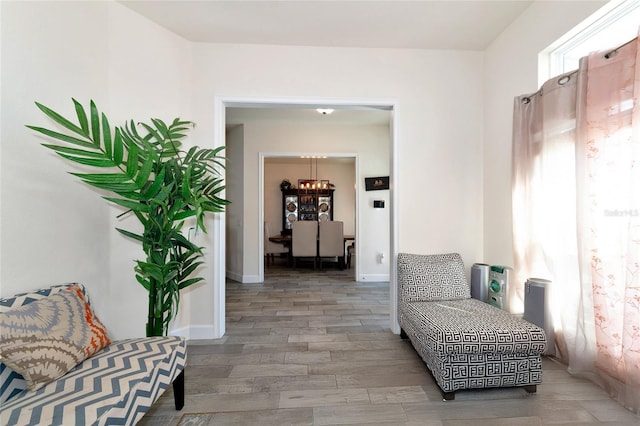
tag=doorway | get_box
[212,96,399,338]
[261,155,357,280]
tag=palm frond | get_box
[30,98,229,337]
[35,101,87,136]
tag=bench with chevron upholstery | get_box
[0,283,186,425]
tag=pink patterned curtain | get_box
[575,34,640,412]
[513,33,640,413]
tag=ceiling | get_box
[119,1,533,125]
[119,0,533,51]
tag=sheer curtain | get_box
[512,34,640,414]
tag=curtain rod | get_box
[521,69,578,104]
[604,36,637,59]
[521,36,638,104]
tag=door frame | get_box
[260,152,359,283]
[211,96,400,338]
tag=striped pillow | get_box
[0,284,110,391]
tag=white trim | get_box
[540,0,640,83]
[218,95,394,111]
[243,274,262,284]
[354,153,360,281]
[224,270,261,284]
[212,98,226,339]
[225,270,243,283]
[213,95,400,336]
[259,153,265,282]
[358,274,391,282]
[169,325,220,340]
[390,106,400,334]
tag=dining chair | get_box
[292,221,318,269]
[264,221,288,266]
[318,220,344,270]
[347,242,355,269]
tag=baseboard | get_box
[241,275,261,283]
[170,325,224,340]
[358,274,390,282]
[226,270,242,282]
[225,271,261,284]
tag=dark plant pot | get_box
[280,180,292,190]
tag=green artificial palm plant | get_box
[28,99,229,336]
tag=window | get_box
[540,0,640,83]
[522,0,640,352]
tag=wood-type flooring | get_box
[141,262,638,425]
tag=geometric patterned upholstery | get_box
[400,298,545,393]
[397,253,546,396]
[402,299,546,356]
[397,252,471,302]
[0,284,187,425]
[0,284,88,314]
[0,363,26,407]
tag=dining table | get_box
[268,233,355,265]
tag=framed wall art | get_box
[365,176,389,191]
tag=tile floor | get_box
[140,263,639,425]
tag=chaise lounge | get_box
[397,252,546,400]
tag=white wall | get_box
[188,44,484,333]
[3,0,490,339]
[106,0,194,339]
[225,125,245,281]
[1,1,110,316]
[483,1,606,270]
[191,43,485,264]
[1,1,193,339]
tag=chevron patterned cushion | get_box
[0,284,110,391]
[0,336,186,426]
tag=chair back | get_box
[265,222,287,255]
[292,221,317,257]
[319,221,344,257]
[397,252,471,304]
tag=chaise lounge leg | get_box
[173,370,185,410]
[400,328,408,340]
[441,390,455,401]
[523,385,537,394]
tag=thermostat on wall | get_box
[373,200,385,208]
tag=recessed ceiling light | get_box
[316,108,334,115]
